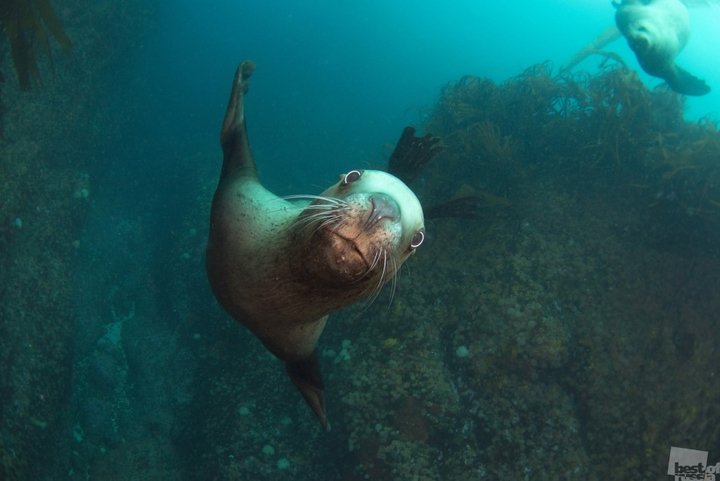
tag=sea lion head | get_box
[613,0,709,95]
[614,0,688,75]
[624,19,655,56]
[291,169,425,289]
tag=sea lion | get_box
[206,61,426,429]
[613,0,710,95]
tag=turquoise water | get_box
[2,1,720,480]
[125,0,720,192]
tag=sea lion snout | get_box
[286,192,404,288]
[628,29,651,53]
[364,193,400,231]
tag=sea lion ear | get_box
[666,65,711,96]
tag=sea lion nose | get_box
[365,193,399,230]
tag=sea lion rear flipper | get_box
[665,64,711,96]
[285,352,330,431]
[220,60,258,179]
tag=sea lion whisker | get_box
[316,210,346,229]
[265,199,338,215]
[378,250,391,302]
[368,250,389,305]
[354,249,382,284]
[299,204,340,211]
[387,252,399,307]
[294,209,344,232]
[302,204,348,219]
[298,210,336,222]
[354,249,385,307]
[314,216,344,235]
[298,213,345,238]
[293,212,330,230]
[283,194,347,206]
[368,249,382,273]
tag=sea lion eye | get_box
[342,170,363,185]
[410,229,425,249]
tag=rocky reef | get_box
[0,1,155,480]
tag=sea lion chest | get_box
[206,177,354,360]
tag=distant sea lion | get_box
[206,61,426,429]
[613,0,710,95]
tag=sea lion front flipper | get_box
[561,26,622,73]
[285,352,330,431]
[220,60,257,180]
[665,64,711,96]
[387,126,444,184]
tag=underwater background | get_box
[2,0,720,479]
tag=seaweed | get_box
[0,0,72,90]
[419,57,720,249]
[650,118,720,217]
[467,120,516,162]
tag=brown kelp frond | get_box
[470,120,516,162]
[0,0,72,90]
[429,75,498,130]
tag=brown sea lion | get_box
[206,61,426,429]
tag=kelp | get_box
[0,0,72,90]
[423,59,720,233]
[651,119,720,216]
